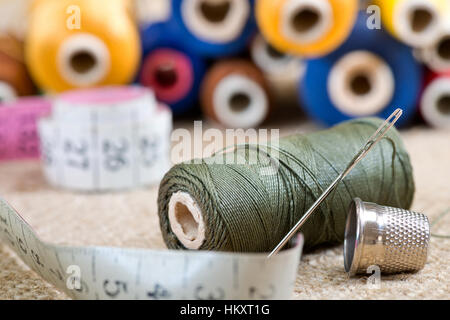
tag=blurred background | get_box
[0,0,449,300]
[0,0,449,132]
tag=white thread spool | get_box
[168,191,206,249]
[212,74,269,129]
[327,50,395,117]
[421,77,450,128]
[250,34,304,104]
[0,81,17,104]
[421,30,450,72]
[57,33,111,87]
[181,0,250,43]
[281,0,333,45]
[393,0,442,47]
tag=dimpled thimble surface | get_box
[344,198,430,276]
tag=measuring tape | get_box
[38,86,172,191]
[0,198,303,300]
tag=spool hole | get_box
[70,50,97,74]
[174,202,199,240]
[199,0,231,23]
[437,95,450,115]
[155,63,178,88]
[344,201,357,272]
[410,8,433,33]
[229,92,251,113]
[349,73,372,96]
[437,37,450,61]
[266,43,285,60]
[291,7,320,33]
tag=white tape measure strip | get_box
[0,199,303,300]
[38,87,172,191]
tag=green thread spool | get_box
[158,118,415,252]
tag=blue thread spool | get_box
[167,0,257,58]
[140,22,206,116]
[299,12,423,127]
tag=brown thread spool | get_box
[430,34,450,71]
[0,35,35,101]
[200,59,271,128]
[386,0,443,47]
[420,17,450,73]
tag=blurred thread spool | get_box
[420,71,450,128]
[255,0,358,57]
[0,35,35,103]
[375,0,447,48]
[0,97,52,161]
[299,12,422,127]
[25,0,141,92]
[250,34,305,105]
[0,0,30,39]
[140,22,206,116]
[200,59,271,128]
[168,0,257,57]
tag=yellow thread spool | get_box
[375,0,449,47]
[26,0,141,93]
[255,0,358,57]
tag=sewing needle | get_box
[268,108,403,258]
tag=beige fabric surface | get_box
[0,114,449,300]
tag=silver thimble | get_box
[344,198,430,276]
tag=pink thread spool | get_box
[140,49,194,103]
[0,97,52,161]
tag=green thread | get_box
[431,208,450,239]
[158,118,415,252]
